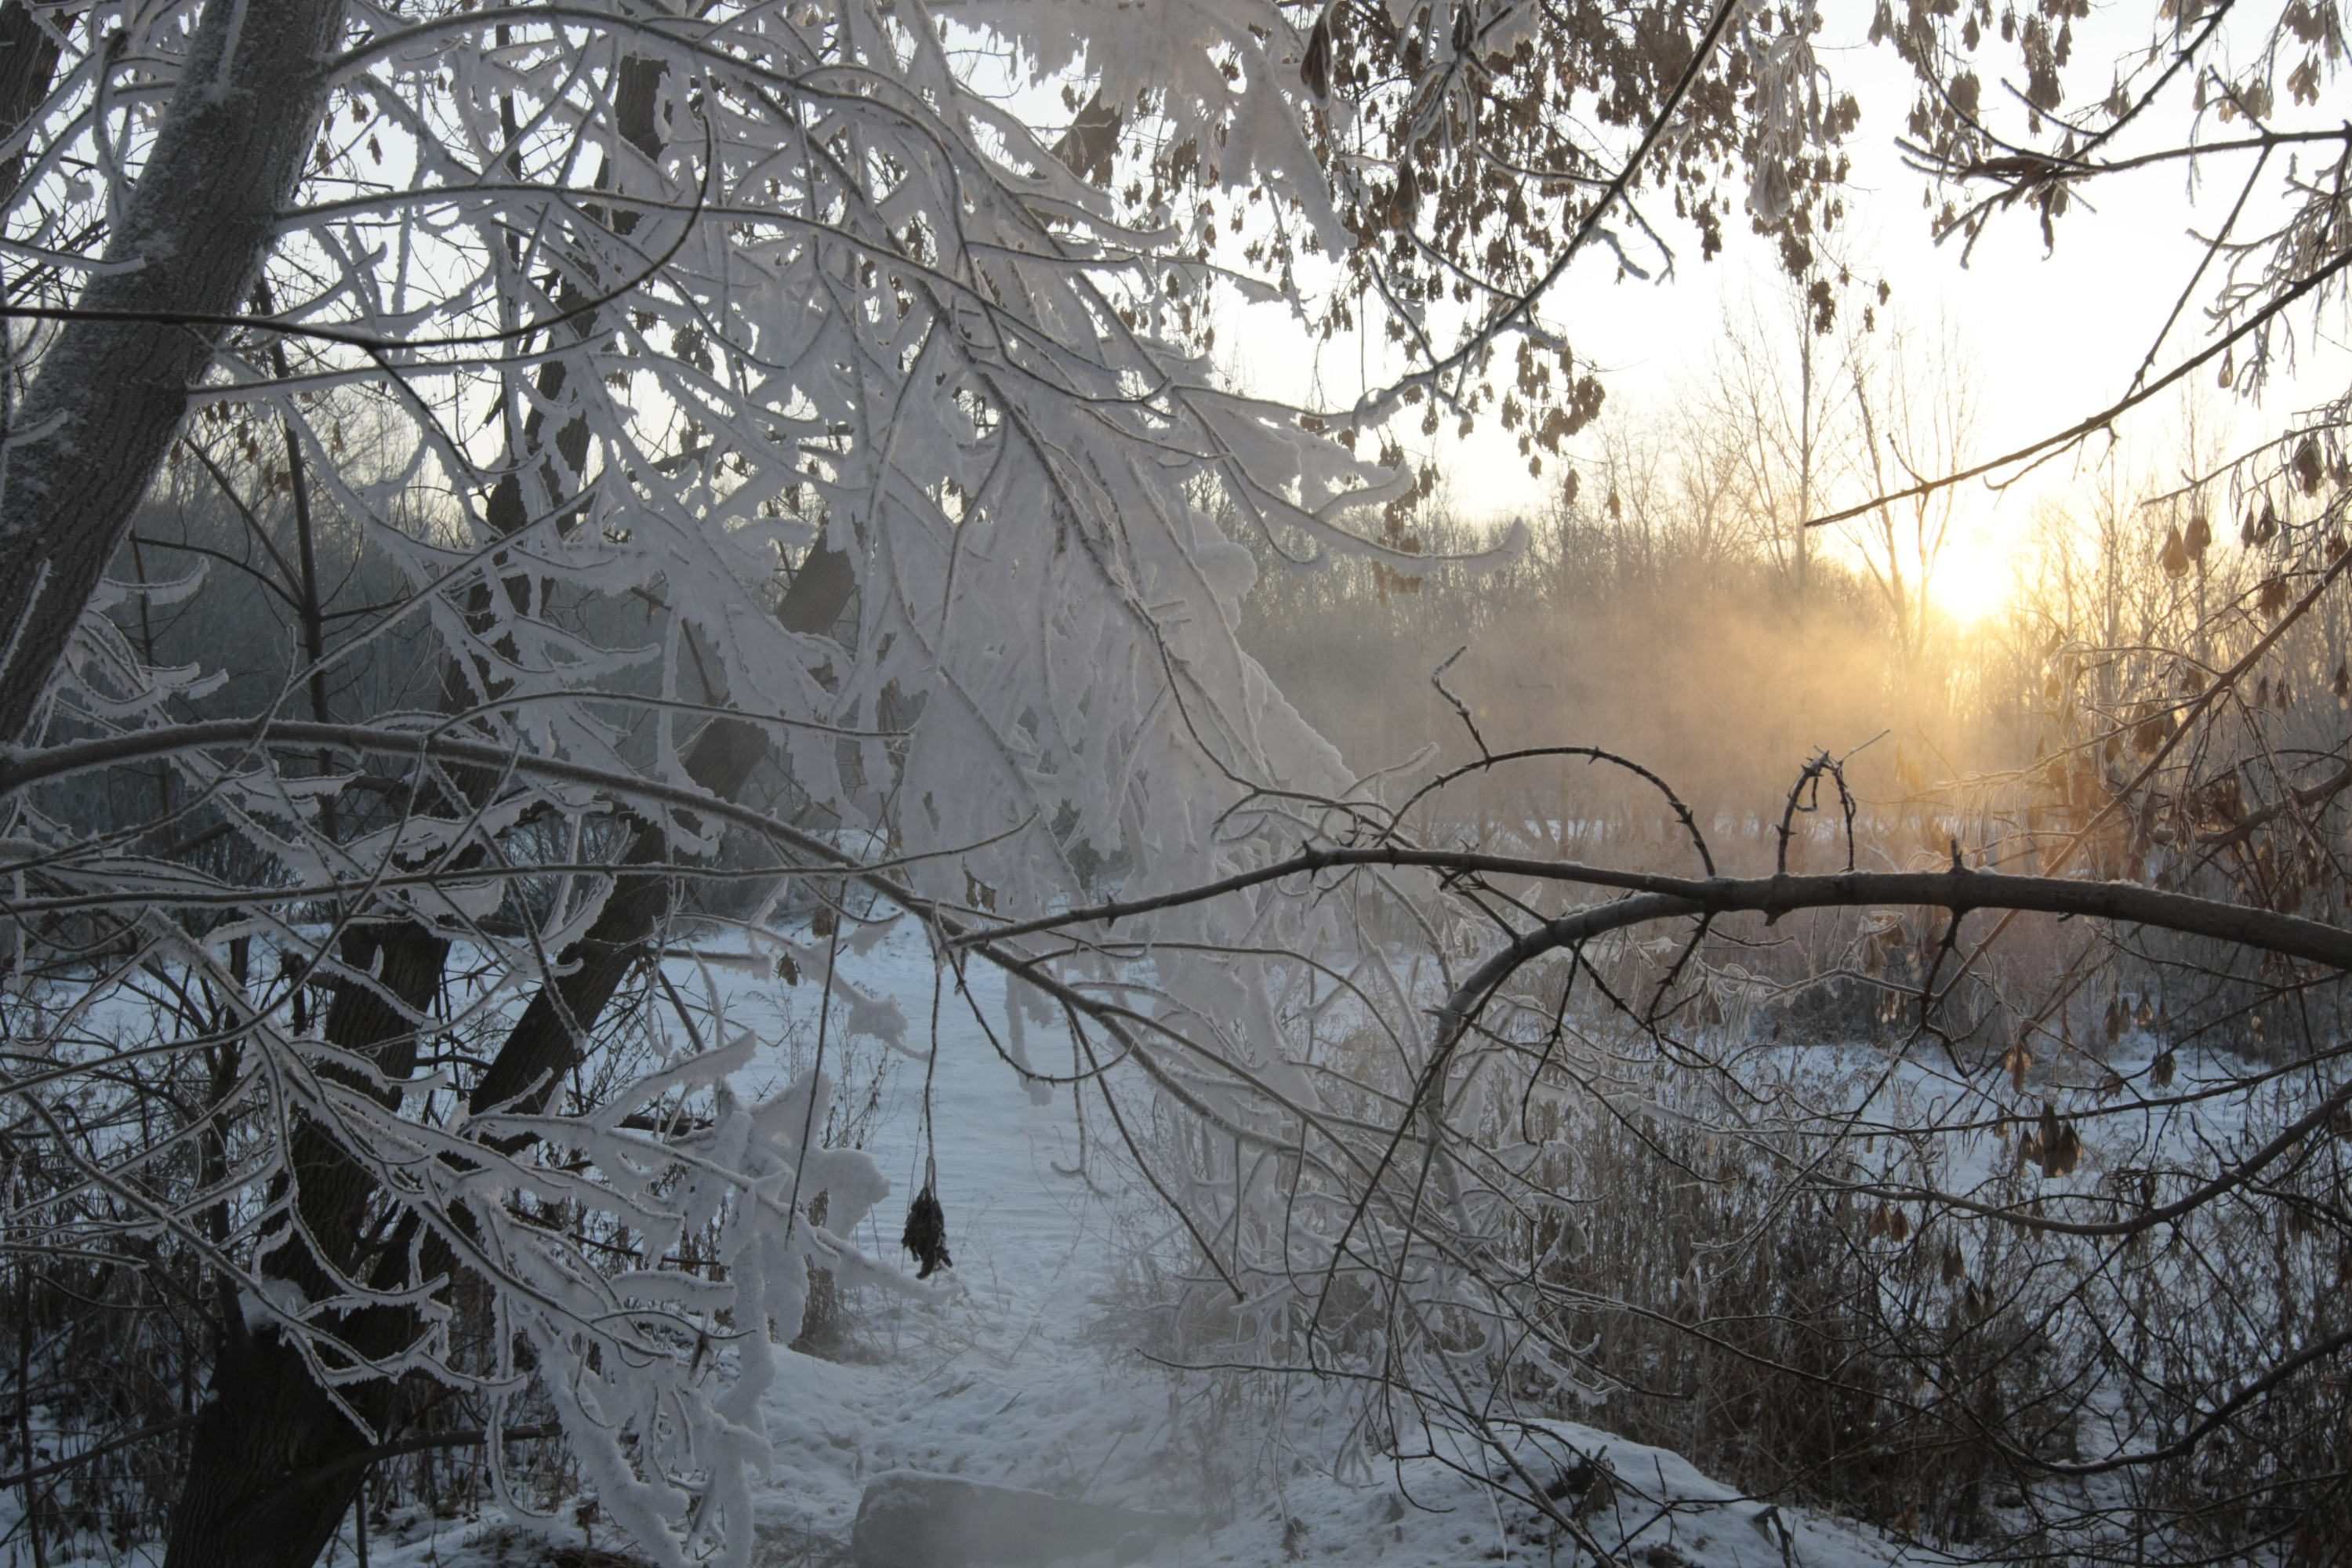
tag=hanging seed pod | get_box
[2035,1105,2082,1179]
[902,1185,953,1279]
[2002,1036,2033,1094]
[2161,524,2190,578]
[2294,434,2325,495]
[1301,7,1334,99]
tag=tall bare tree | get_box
[0,0,343,742]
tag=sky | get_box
[1213,2,2351,621]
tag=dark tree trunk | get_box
[0,0,347,742]
[464,544,858,1128]
[0,0,63,206]
[158,553,855,1568]
[146,37,863,1566]
[163,924,447,1568]
[1,13,365,1554]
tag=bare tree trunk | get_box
[143,39,860,1564]
[7,11,362,1547]
[158,555,851,1568]
[162,923,447,1568]
[0,1,62,208]
[0,0,347,742]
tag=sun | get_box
[1933,526,2019,625]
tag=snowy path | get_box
[339,920,1929,1568]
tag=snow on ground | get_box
[322,920,1937,1568]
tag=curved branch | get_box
[950,847,2352,973]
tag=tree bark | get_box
[0,0,63,206]
[166,60,667,1556]
[0,0,347,742]
[141,36,862,1563]
[162,924,446,1568]
[156,558,854,1568]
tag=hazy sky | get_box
[1218,5,2350,615]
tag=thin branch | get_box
[0,1415,199,1492]
[1802,245,2352,530]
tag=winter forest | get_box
[0,0,2347,1564]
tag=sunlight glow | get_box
[1933,527,2020,624]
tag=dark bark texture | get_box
[15,26,869,1563]
[158,548,855,1568]
[162,924,446,1568]
[0,1,62,205]
[0,0,347,741]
